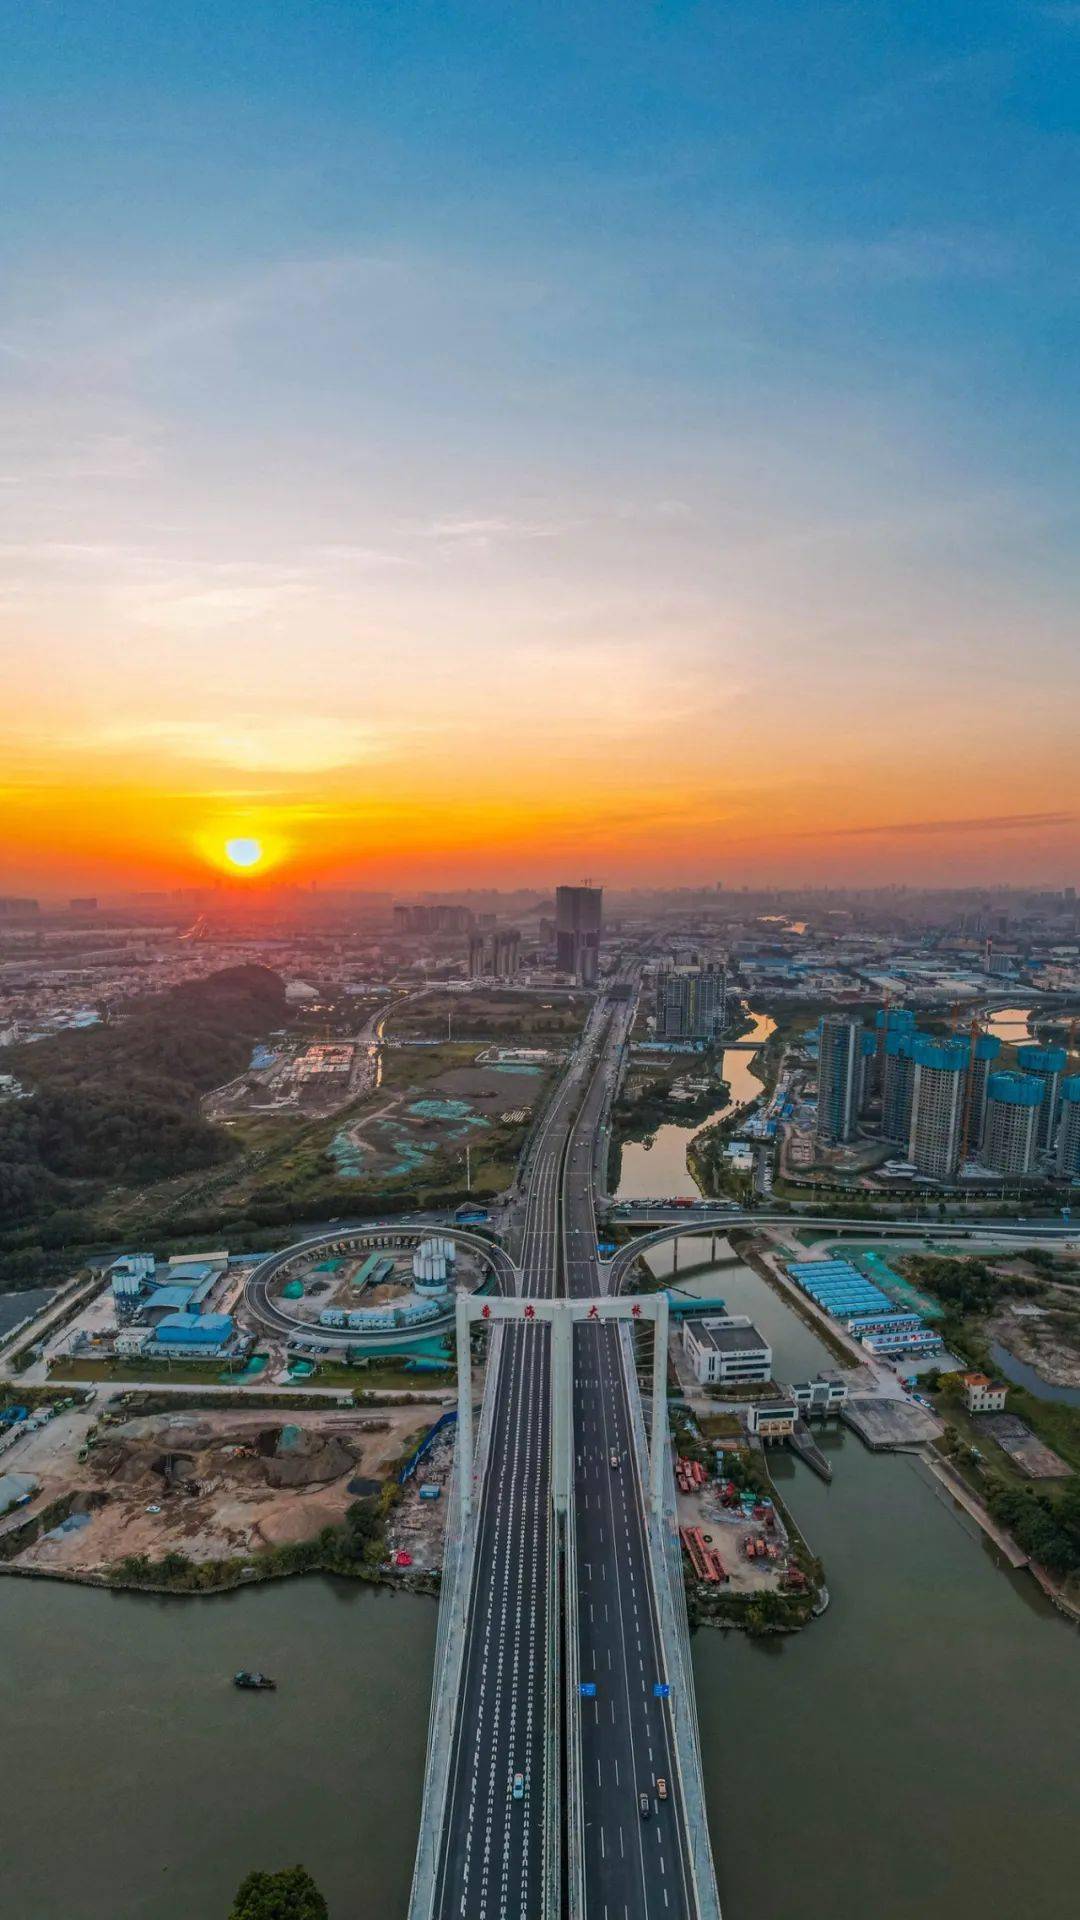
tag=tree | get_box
[229,1865,329,1920]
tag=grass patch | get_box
[49,1357,256,1385]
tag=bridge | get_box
[408,993,721,1919]
[401,997,1076,1919]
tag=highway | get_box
[432,1010,607,1918]
[564,998,695,1919]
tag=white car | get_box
[512,1772,525,1801]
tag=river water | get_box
[2,1250,1078,1918]
[985,1004,1036,1045]
[0,1577,434,1919]
[617,1014,777,1201]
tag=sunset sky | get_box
[2,2,1078,895]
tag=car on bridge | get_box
[512,1772,525,1802]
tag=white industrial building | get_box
[681,1315,772,1386]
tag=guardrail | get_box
[563,1483,586,1919]
[407,1322,505,1919]
[544,1488,561,1920]
[618,1324,722,1920]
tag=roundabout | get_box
[244,1222,516,1351]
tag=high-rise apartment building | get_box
[468,929,521,978]
[981,1072,1043,1177]
[555,885,602,986]
[882,1029,917,1144]
[908,1035,969,1181]
[816,1016,862,1144]
[858,1029,877,1112]
[871,1007,916,1098]
[491,930,522,979]
[1017,1044,1067,1152]
[394,902,475,935]
[962,1032,1002,1154]
[655,964,726,1042]
[1056,1077,1080,1178]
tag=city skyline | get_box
[3,3,1078,894]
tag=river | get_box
[985,1004,1036,1045]
[648,1243,1080,1920]
[2,1250,1078,1917]
[616,1014,777,1201]
[0,1577,434,1919]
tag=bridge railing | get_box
[563,1480,586,1919]
[544,1483,563,1920]
[407,1322,505,1919]
[619,1325,723,1920]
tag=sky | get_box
[1,0,1078,895]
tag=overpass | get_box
[605,1209,1079,1292]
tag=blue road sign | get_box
[580,1682,597,1698]
[653,1682,671,1698]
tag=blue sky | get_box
[1,2,1077,888]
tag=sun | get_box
[225,837,263,871]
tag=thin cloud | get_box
[800,811,1077,840]
[74,716,394,777]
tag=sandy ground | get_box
[386,1428,455,1574]
[987,1295,1080,1390]
[674,1480,790,1594]
[9,1403,438,1575]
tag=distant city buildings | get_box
[468,928,522,978]
[555,885,602,986]
[393,903,475,935]
[655,962,726,1042]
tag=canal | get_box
[2,1245,1078,1918]
[616,1013,776,1201]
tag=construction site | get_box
[673,1451,809,1602]
[1,1402,446,1580]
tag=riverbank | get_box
[4,1239,1080,1919]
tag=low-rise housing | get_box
[962,1372,1008,1414]
[790,1378,849,1415]
[746,1399,797,1439]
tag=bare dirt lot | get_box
[11,1405,436,1576]
[980,1414,1071,1479]
[675,1480,791,1594]
[987,1285,1080,1391]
